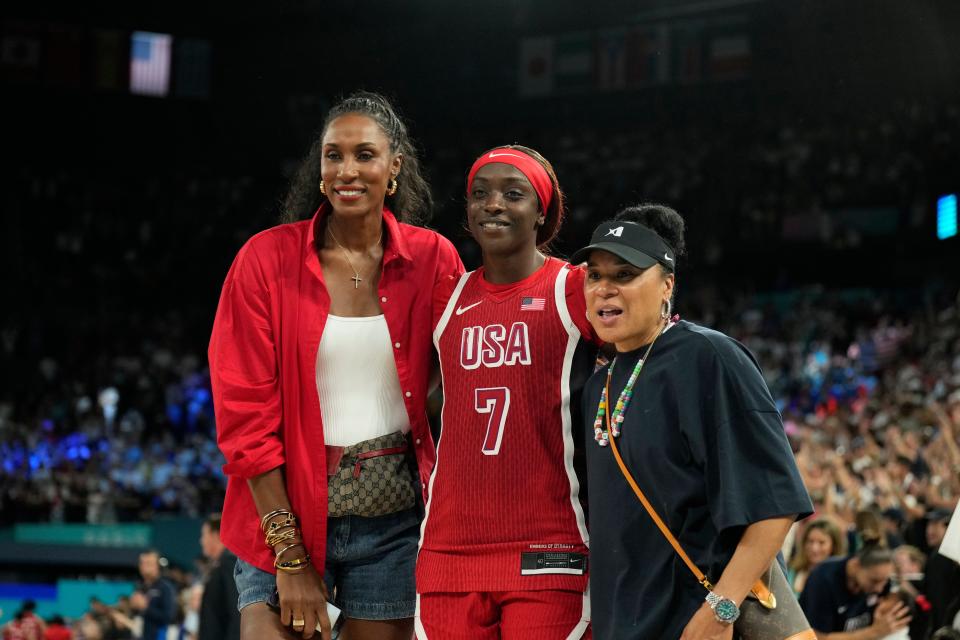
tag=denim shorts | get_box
[235,506,420,620]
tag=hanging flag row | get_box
[1,21,211,99]
[518,21,751,97]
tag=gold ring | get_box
[292,617,305,629]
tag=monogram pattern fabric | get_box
[327,431,416,518]
[735,563,816,640]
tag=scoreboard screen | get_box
[938,194,957,240]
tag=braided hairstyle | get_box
[282,91,432,225]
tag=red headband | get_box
[466,148,554,212]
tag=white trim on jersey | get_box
[564,582,591,640]
[553,265,591,546]
[414,594,428,639]
[419,270,473,556]
[433,270,473,348]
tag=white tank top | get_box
[316,314,410,447]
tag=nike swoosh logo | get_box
[455,301,483,315]
[488,151,522,159]
[664,253,674,262]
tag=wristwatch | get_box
[705,591,740,624]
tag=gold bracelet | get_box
[274,542,305,561]
[276,557,311,573]
[274,544,311,573]
[261,510,297,535]
[260,508,292,532]
[265,526,300,549]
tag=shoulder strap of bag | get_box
[605,378,775,605]
[604,379,714,590]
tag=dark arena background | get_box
[2,0,959,638]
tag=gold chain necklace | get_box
[328,220,383,289]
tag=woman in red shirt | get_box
[210,92,462,640]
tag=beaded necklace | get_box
[594,318,673,446]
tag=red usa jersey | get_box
[417,257,597,593]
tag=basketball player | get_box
[415,146,597,639]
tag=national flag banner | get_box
[130,31,172,97]
[174,38,212,99]
[626,25,670,88]
[520,297,546,311]
[45,24,86,89]
[518,36,553,97]
[595,28,626,90]
[553,33,593,92]
[1,22,42,84]
[708,33,750,80]
[1,34,41,68]
[93,29,124,91]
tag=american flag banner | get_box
[520,297,546,311]
[130,31,172,97]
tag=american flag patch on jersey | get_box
[520,297,546,311]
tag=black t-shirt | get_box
[799,557,876,632]
[584,321,813,640]
[924,551,960,631]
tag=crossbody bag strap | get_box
[604,377,714,590]
[604,378,776,608]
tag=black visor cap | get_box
[570,220,675,272]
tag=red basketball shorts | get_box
[415,589,590,640]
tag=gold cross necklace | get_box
[328,219,382,289]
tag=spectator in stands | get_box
[850,509,888,555]
[41,615,71,640]
[788,516,846,594]
[892,546,933,640]
[132,550,176,640]
[881,508,906,549]
[892,545,926,591]
[2,610,25,640]
[109,595,141,639]
[799,544,910,638]
[12,601,43,640]
[198,513,240,640]
[87,598,117,639]
[74,614,103,640]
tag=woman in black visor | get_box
[572,203,814,640]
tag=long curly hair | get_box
[281,91,433,225]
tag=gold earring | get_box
[319,180,326,195]
[386,178,398,196]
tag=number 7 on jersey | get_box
[475,387,511,455]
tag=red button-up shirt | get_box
[209,204,463,573]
